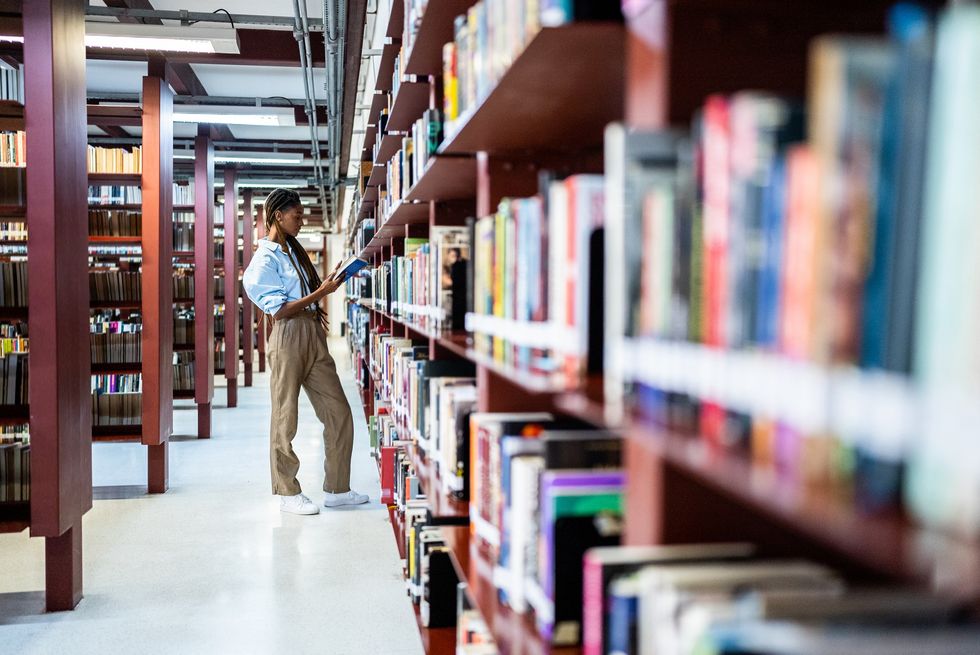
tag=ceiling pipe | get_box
[292,0,329,219]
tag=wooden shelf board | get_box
[386,200,430,228]
[375,40,400,93]
[0,404,28,424]
[0,240,26,246]
[92,424,142,441]
[91,363,142,375]
[387,81,431,133]
[363,184,379,205]
[405,156,476,202]
[466,348,566,395]
[89,204,141,210]
[89,236,141,244]
[367,162,387,188]
[363,122,379,158]
[0,307,27,319]
[439,24,624,156]
[173,204,195,211]
[441,526,581,655]
[410,446,469,520]
[629,422,980,597]
[375,132,403,167]
[88,172,142,185]
[385,0,403,39]
[174,389,195,399]
[0,501,29,534]
[403,0,479,75]
[0,205,25,218]
[90,301,140,310]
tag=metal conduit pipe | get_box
[292,0,329,218]
[298,0,329,214]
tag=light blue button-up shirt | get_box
[242,238,316,316]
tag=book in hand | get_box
[332,256,369,282]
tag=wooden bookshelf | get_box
[439,24,624,156]
[222,168,240,408]
[89,203,142,210]
[87,172,142,185]
[404,156,476,202]
[187,125,215,438]
[89,236,142,245]
[402,0,478,75]
[0,306,28,319]
[240,190,254,388]
[0,205,26,218]
[0,403,29,423]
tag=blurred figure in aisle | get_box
[242,188,369,515]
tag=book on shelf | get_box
[0,260,27,307]
[0,221,24,242]
[88,184,141,205]
[89,268,141,303]
[601,5,980,536]
[442,0,620,138]
[90,320,141,364]
[0,131,26,168]
[173,310,195,344]
[0,61,24,104]
[0,435,29,504]
[87,145,142,174]
[173,269,194,299]
[173,352,194,392]
[173,181,194,205]
[173,211,194,251]
[88,208,142,238]
[91,373,141,426]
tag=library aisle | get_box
[0,341,423,655]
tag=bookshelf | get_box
[345,0,980,652]
[0,0,92,612]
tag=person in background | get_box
[242,188,369,515]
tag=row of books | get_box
[213,338,225,369]
[89,184,141,206]
[0,348,26,405]
[0,261,26,307]
[361,226,470,331]
[89,269,141,303]
[354,218,376,254]
[408,109,442,186]
[603,5,980,536]
[366,330,626,645]
[173,182,194,205]
[0,62,24,104]
[174,311,194,345]
[173,271,194,299]
[173,352,193,391]
[91,384,141,426]
[173,213,194,251]
[90,320,140,364]
[382,135,416,219]
[441,0,620,136]
[0,131,26,168]
[88,246,141,262]
[0,221,25,242]
[471,174,604,386]
[89,209,141,238]
[87,145,142,174]
[0,436,29,503]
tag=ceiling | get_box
[81,0,344,222]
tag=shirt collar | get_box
[258,238,283,253]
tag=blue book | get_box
[756,156,787,348]
[334,255,369,282]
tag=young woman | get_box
[242,188,368,515]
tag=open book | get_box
[332,255,369,282]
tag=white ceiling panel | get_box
[190,63,326,101]
[86,59,147,95]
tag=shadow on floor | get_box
[0,591,45,624]
[93,485,148,500]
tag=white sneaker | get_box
[323,490,370,508]
[280,493,320,515]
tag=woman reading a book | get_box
[242,188,369,515]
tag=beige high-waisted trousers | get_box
[267,312,354,496]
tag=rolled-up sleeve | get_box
[242,251,287,316]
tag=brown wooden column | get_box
[24,0,91,612]
[241,190,254,387]
[223,168,240,406]
[256,205,267,373]
[142,61,174,493]
[193,125,215,437]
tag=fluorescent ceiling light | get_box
[86,23,239,54]
[173,150,304,165]
[0,24,240,54]
[216,179,307,189]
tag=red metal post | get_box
[241,189,254,387]
[256,205,266,373]
[141,65,174,493]
[193,125,215,437]
[24,0,91,611]
[223,168,240,407]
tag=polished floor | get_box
[0,340,423,655]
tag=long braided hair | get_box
[264,188,328,329]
